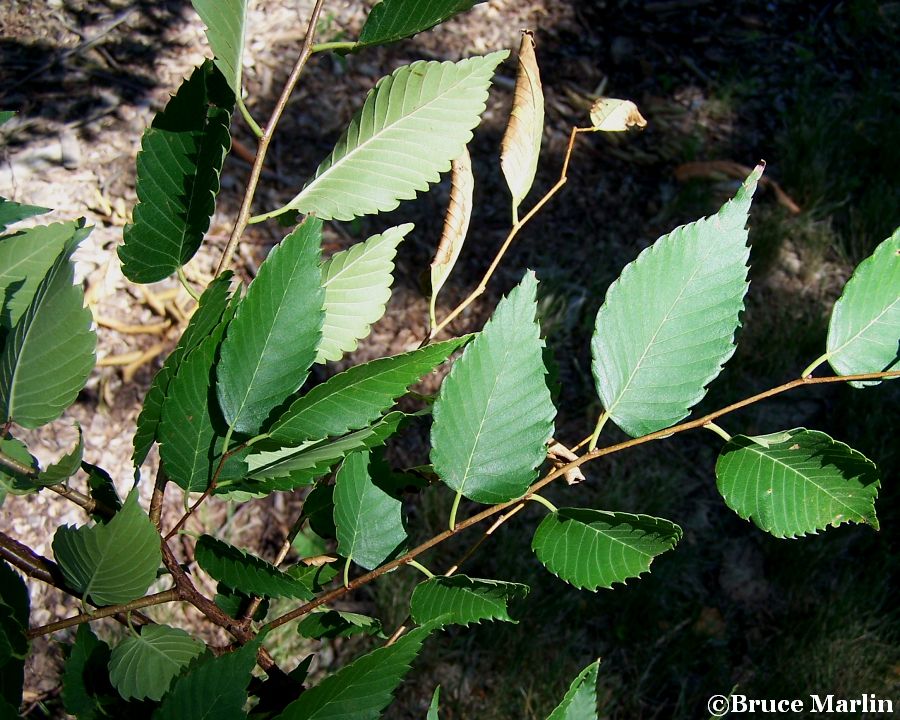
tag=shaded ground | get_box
[1,0,898,717]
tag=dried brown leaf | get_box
[589,97,648,132]
[500,30,544,217]
[430,146,474,327]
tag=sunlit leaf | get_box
[316,224,411,364]
[825,228,900,387]
[0,197,49,233]
[500,31,544,215]
[715,428,880,538]
[591,165,761,438]
[35,425,83,485]
[217,218,324,434]
[190,0,248,96]
[108,625,204,701]
[283,52,507,221]
[546,659,601,720]
[532,508,682,591]
[589,98,647,132]
[410,575,528,627]
[428,686,441,720]
[431,271,555,503]
[358,0,482,47]
[118,61,234,283]
[52,492,161,605]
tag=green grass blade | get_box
[358,0,481,47]
[591,165,762,438]
[825,228,900,387]
[410,575,529,627]
[285,52,507,221]
[217,219,324,434]
[118,61,234,283]
[546,659,601,720]
[715,428,880,538]
[532,508,682,591]
[52,492,161,606]
[191,0,248,97]
[431,271,555,504]
[108,625,204,702]
[270,336,469,444]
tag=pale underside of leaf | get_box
[316,224,411,364]
[500,31,544,212]
[825,228,900,387]
[591,165,762,438]
[715,428,880,538]
[431,147,474,325]
[191,0,248,96]
[108,625,205,701]
[546,659,601,720]
[284,51,508,221]
[532,508,682,591]
[0,196,49,233]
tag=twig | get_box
[215,0,329,275]
[27,589,179,638]
[263,368,899,632]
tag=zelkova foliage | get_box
[0,3,897,719]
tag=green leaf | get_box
[276,623,434,719]
[316,224,412,364]
[715,428,880,538]
[0,112,14,126]
[271,336,468,444]
[287,563,339,595]
[190,0,248,97]
[0,435,38,502]
[81,462,123,523]
[0,561,28,712]
[35,425,83,485]
[233,411,406,491]
[62,624,116,720]
[108,625,204,701]
[52,491,161,605]
[591,165,762,438]
[428,686,441,720]
[431,271,555,503]
[283,52,507,221]
[133,273,234,468]
[532,509,682,591]
[546,659,601,720]
[0,232,96,428]
[825,228,900,387]
[0,197,50,233]
[154,636,261,720]
[217,218,324,434]
[334,449,406,570]
[214,585,269,621]
[194,535,313,599]
[409,575,528,627]
[297,610,384,640]
[118,61,234,283]
[358,0,481,47]
[304,483,336,539]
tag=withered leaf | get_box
[589,97,647,132]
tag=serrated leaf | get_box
[316,224,412,364]
[276,623,434,720]
[118,61,234,283]
[715,428,880,538]
[52,491,161,605]
[270,336,468,444]
[62,624,116,720]
[500,31,544,214]
[287,563,339,595]
[191,0,248,97]
[358,0,482,47]
[297,610,384,640]
[532,509,682,591]
[431,149,473,326]
[431,271,555,503]
[108,625,204,701]
[428,686,441,720]
[0,435,38,501]
[194,535,313,599]
[284,52,507,221]
[236,411,406,490]
[591,165,762,438]
[154,636,261,720]
[334,449,406,571]
[0,197,49,233]
[0,561,28,712]
[546,659,601,720]
[35,425,83,485]
[218,218,324,434]
[304,483,337,539]
[589,97,647,132]
[410,575,528,627]
[133,273,234,468]
[214,585,269,621]
[0,232,96,428]
[825,228,900,387]
[81,462,122,523]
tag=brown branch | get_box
[264,368,899,632]
[215,0,329,275]
[27,589,179,638]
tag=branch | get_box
[27,589,179,638]
[263,368,899,631]
[215,0,329,275]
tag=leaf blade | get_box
[191,0,248,96]
[358,0,481,47]
[410,575,529,627]
[546,659,601,720]
[108,625,204,701]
